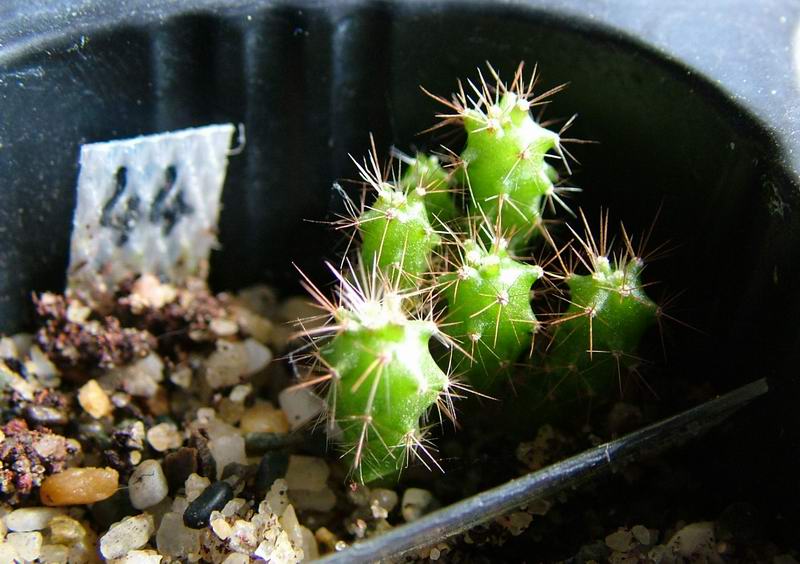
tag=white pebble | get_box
[7,531,43,561]
[370,489,399,513]
[279,505,304,549]
[169,365,193,388]
[4,507,63,532]
[285,455,329,492]
[631,524,652,545]
[105,354,164,397]
[205,340,250,389]
[666,521,716,558]
[196,407,216,423]
[0,541,20,562]
[239,401,289,434]
[210,318,239,337]
[77,379,113,419]
[300,526,319,561]
[210,512,232,540]
[100,514,155,559]
[402,488,436,522]
[0,336,18,358]
[156,512,200,558]
[229,384,252,403]
[129,460,169,509]
[222,553,250,564]
[208,434,247,479]
[278,387,325,430]
[65,301,91,323]
[228,519,258,553]
[264,479,290,517]
[184,474,211,502]
[129,274,177,309]
[11,333,34,357]
[244,338,272,374]
[25,345,60,385]
[128,354,164,390]
[146,422,183,452]
[38,543,70,563]
[109,549,163,564]
[605,528,634,552]
[221,498,246,518]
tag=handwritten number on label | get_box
[100,165,195,246]
[150,165,195,236]
[100,167,128,230]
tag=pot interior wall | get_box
[1,3,798,392]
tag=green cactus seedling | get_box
[351,147,441,289]
[428,63,575,253]
[543,212,659,402]
[297,263,453,483]
[440,221,543,390]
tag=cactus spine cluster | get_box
[297,63,662,482]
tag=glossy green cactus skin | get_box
[441,238,542,389]
[360,185,441,288]
[546,255,657,398]
[461,92,560,251]
[321,297,447,483]
[398,153,458,224]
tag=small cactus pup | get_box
[393,149,459,224]
[296,262,454,483]
[351,144,441,289]
[439,221,544,390]
[427,63,576,252]
[543,211,659,403]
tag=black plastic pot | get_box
[2,0,799,559]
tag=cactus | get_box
[429,63,574,253]
[542,212,658,402]
[352,147,441,289]
[298,64,667,481]
[298,263,452,483]
[439,223,543,390]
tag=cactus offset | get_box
[440,222,543,390]
[543,212,658,402]
[298,264,452,483]
[429,63,575,252]
[352,148,441,289]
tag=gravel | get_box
[129,460,169,510]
